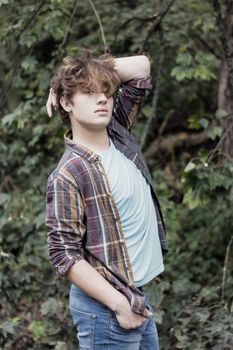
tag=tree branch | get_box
[114,0,176,51]
[139,0,176,53]
[144,130,209,159]
[114,13,159,46]
[221,234,233,301]
[207,118,233,161]
[191,33,220,59]
[59,0,79,50]
[140,24,164,150]
[88,0,108,50]
[15,0,47,42]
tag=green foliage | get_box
[1,0,233,349]
[171,49,217,81]
[28,321,46,341]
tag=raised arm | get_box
[111,55,152,132]
[114,55,151,82]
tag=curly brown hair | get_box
[50,51,121,125]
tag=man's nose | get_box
[97,93,108,104]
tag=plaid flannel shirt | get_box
[45,76,168,318]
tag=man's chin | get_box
[86,121,110,131]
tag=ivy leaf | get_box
[0,318,20,338]
[199,117,209,129]
[215,109,228,119]
[207,126,223,140]
[193,307,210,323]
[173,278,201,296]
[40,298,63,318]
[188,114,202,129]
[28,321,45,341]
[184,161,196,173]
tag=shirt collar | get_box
[64,128,113,162]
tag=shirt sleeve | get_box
[45,175,85,278]
[112,76,153,131]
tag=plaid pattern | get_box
[46,76,168,318]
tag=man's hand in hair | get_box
[46,88,57,118]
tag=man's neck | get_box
[71,125,110,153]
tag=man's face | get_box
[64,90,114,131]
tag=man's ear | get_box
[60,96,72,112]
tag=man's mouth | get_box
[94,109,108,113]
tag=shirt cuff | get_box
[124,76,153,90]
[54,255,84,279]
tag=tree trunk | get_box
[217,3,233,157]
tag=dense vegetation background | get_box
[0,0,233,349]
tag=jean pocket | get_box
[110,310,148,332]
[70,307,97,350]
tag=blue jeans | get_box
[69,284,160,350]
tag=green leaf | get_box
[207,126,223,140]
[200,287,219,302]
[0,318,20,338]
[173,278,201,296]
[193,307,210,323]
[28,321,45,341]
[0,0,9,5]
[176,52,193,66]
[55,342,68,350]
[0,193,11,207]
[2,112,18,127]
[202,18,215,33]
[184,161,196,173]
[215,109,228,119]
[40,298,63,317]
[188,115,202,129]
[199,117,209,129]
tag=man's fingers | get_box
[46,99,52,118]
[46,89,57,118]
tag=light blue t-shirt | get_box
[96,138,164,287]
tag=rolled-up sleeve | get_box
[113,76,153,131]
[45,175,85,278]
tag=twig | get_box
[59,0,79,50]
[0,1,46,110]
[88,0,107,50]
[114,13,159,46]
[140,25,164,150]
[139,0,176,149]
[207,120,233,161]
[0,45,35,112]
[192,34,220,59]
[113,0,176,52]
[15,0,47,42]
[139,0,176,53]
[157,109,174,137]
[221,235,233,301]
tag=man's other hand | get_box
[113,295,149,330]
[46,88,57,117]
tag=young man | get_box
[45,53,168,350]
